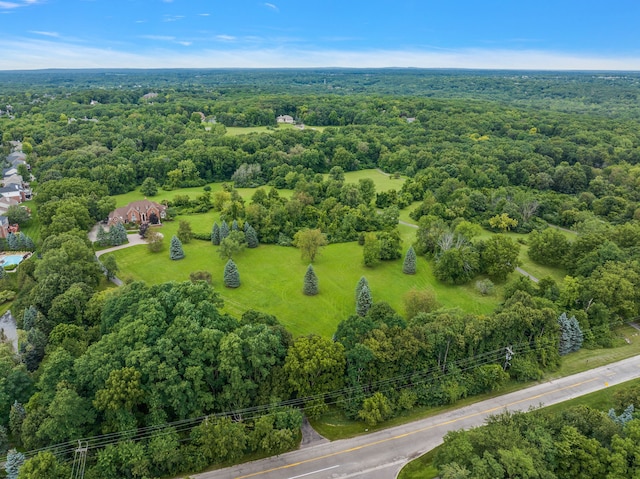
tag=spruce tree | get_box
[245,224,259,248]
[220,220,230,240]
[211,222,221,245]
[244,220,250,232]
[96,225,109,246]
[9,401,25,445]
[5,449,25,479]
[232,219,239,231]
[22,306,37,330]
[355,276,369,302]
[169,235,185,260]
[224,259,240,288]
[403,246,417,274]
[0,268,5,280]
[303,264,319,295]
[356,284,372,317]
[558,312,584,355]
[6,233,17,251]
[109,223,128,246]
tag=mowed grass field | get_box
[107,211,500,338]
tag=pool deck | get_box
[0,251,33,269]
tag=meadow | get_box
[106,169,568,338]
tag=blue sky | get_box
[0,0,639,70]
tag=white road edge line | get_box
[288,465,340,479]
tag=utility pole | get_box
[71,440,88,479]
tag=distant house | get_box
[108,200,167,226]
[142,92,158,100]
[0,184,26,203]
[406,117,416,123]
[0,197,20,217]
[277,115,295,124]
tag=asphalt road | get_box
[190,355,640,479]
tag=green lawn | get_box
[224,124,326,136]
[339,169,407,192]
[107,212,500,338]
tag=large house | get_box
[108,199,167,226]
[277,114,295,124]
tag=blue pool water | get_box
[1,255,25,267]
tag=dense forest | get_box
[1,69,640,478]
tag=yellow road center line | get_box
[234,377,599,479]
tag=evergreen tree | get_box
[303,264,319,295]
[23,235,35,251]
[96,225,109,246]
[169,235,185,260]
[403,245,417,274]
[0,268,4,280]
[211,222,221,245]
[22,306,37,330]
[220,220,230,240]
[244,221,250,232]
[355,276,369,302]
[558,312,584,355]
[109,223,128,246]
[7,233,18,250]
[356,284,372,317]
[5,449,25,479]
[9,401,25,446]
[232,219,239,231]
[224,259,240,288]
[15,233,25,250]
[245,224,259,248]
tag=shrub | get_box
[475,278,495,296]
[189,271,212,283]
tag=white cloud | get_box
[0,0,42,9]
[163,15,184,22]
[198,13,210,16]
[264,3,278,12]
[2,39,640,71]
[140,35,176,41]
[29,30,59,37]
[215,35,236,42]
[177,41,192,46]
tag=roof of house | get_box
[3,175,23,187]
[0,184,23,194]
[108,199,167,221]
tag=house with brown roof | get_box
[108,200,167,226]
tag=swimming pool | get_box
[0,254,26,267]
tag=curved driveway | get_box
[190,355,640,479]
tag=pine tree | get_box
[0,268,5,280]
[220,220,230,240]
[169,235,185,260]
[244,221,250,232]
[6,233,17,251]
[5,449,25,479]
[558,312,584,355]
[22,306,37,330]
[355,276,369,302]
[245,224,259,248]
[109,223,128,246]
[96,225,109,246]
[23,235,35,251]
[356,284,372,317]
[9,401,25,445]
[403,246,417,274]
[15,233,25,250]
[211,222,221,245]
[224,259,240,288]
[232,219,239,231]
[303,264,319,295]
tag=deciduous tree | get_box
[293,228,327,263]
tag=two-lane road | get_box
[192,356,640,479]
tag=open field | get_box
[339,169,406,192]
[225,124,326,136]
[113,168,398,209]
[107,212,500,338]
